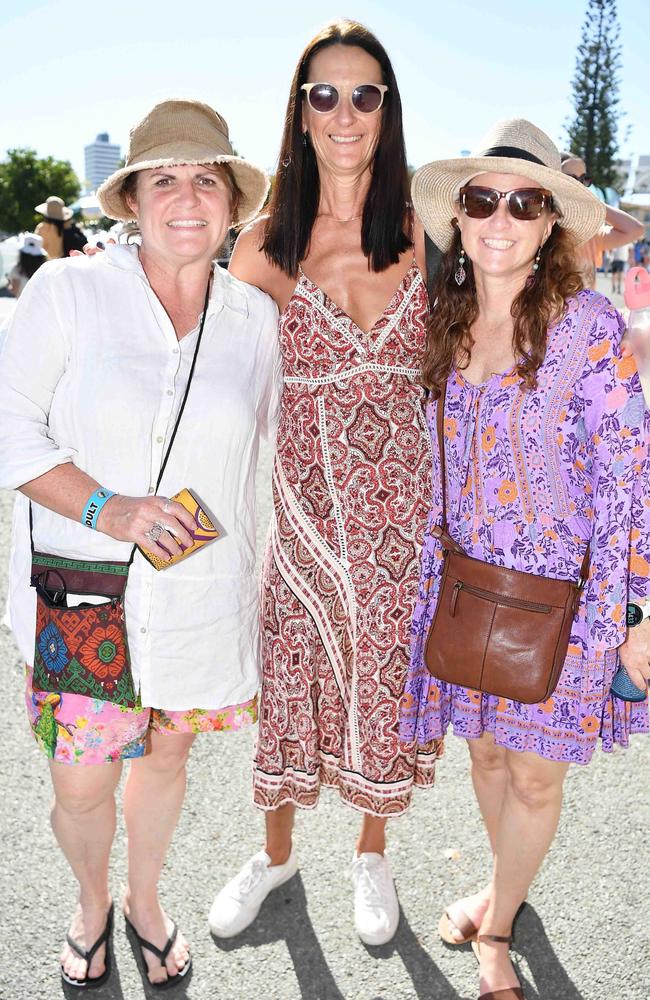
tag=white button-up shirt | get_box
[0,244,281,710]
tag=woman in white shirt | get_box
[0,99,280,990]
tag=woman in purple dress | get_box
[400,119,650,1000]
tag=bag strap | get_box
[435,379,448,532]
[30,273,213,569]
[424,232,443,305]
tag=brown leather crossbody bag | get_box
[424,381,590,704]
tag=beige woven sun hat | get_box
[412,118,605,250]
[97,99,269,226]
[35,195,73,222]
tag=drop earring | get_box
[532,245,542,272]
[302,131,308,148]
[454,245,467,286]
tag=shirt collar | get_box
[103,243,249,318]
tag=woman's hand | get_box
[98,494,196,562]
[618,618,650,692]
[69,238,115,258]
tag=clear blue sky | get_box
[2,0,648,187]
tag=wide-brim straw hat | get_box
[35,195,73,221]
[412,118,605,250]
[97,99,269,226]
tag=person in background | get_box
[34,195,88,258]
[7,232,48,298]
[610,242,628,296]
[561,153,644,288]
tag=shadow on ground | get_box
[212,873,460,1000]
[513,904,585,1000]
[213,886,586,1000]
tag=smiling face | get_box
[125,163,233,267]
[455,172,557,282]
[302,43,384,180]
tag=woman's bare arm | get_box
[21,465,195,562]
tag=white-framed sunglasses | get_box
[300,82,388,114]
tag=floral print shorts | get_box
[24,665,257,765]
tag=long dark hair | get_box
[421,225,585,396]
[18,250,47,280]
[262,19,411,276]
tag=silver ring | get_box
[145,521,164,543]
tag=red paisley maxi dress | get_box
[253,262,442,816]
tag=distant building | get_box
[84,133,121,191]
[617,154,650,235]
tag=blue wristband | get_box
[81,488,116,530]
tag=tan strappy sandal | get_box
[473,934,524,1000]
[438,904,480,945]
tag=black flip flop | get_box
[125,914,192,991]
[61,902,114,990]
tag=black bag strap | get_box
[424,232,443,304]
[30,273,213,569]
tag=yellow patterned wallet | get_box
[139,488,220,571]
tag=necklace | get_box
[318,212,363,223]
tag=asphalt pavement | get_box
[0,285,648,1000]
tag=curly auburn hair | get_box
[421,223,585,397]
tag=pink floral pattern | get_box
[400,290,650,763]
[25,665,257,765]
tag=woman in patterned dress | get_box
[208,20,441,946]
[401,119,650,1000]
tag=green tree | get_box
[0,148,80,234]
[565,0,623,190]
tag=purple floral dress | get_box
[400,290,650,764]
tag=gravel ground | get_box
[0,285,648,1000]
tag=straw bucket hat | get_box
[97,99,269,226]
[412,118,605,250]
[35,196,73,222]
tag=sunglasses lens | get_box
[351,85,383,113]
[308,84,338,113]
[461,188,498,219]
[508,189,546,220]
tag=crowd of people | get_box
[0,18,648,1000]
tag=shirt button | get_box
[173,348,179,355]
[156,435,164,443]
[148,486,154,494]
[140,626,147,634]
[167,389,173,396]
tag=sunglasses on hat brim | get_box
[300,82,388,114]
[458,185,556,221]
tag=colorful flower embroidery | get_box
[38,623,69,674]
[79,624,127,680]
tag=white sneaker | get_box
[348,851,399,946]
[208,849,298,938]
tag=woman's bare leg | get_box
[357,814,387,855]
[123,731,194,985]
[477,747,569,992]
[50,760,122,983]
[443,735,508,941]
[265,803,295,865]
